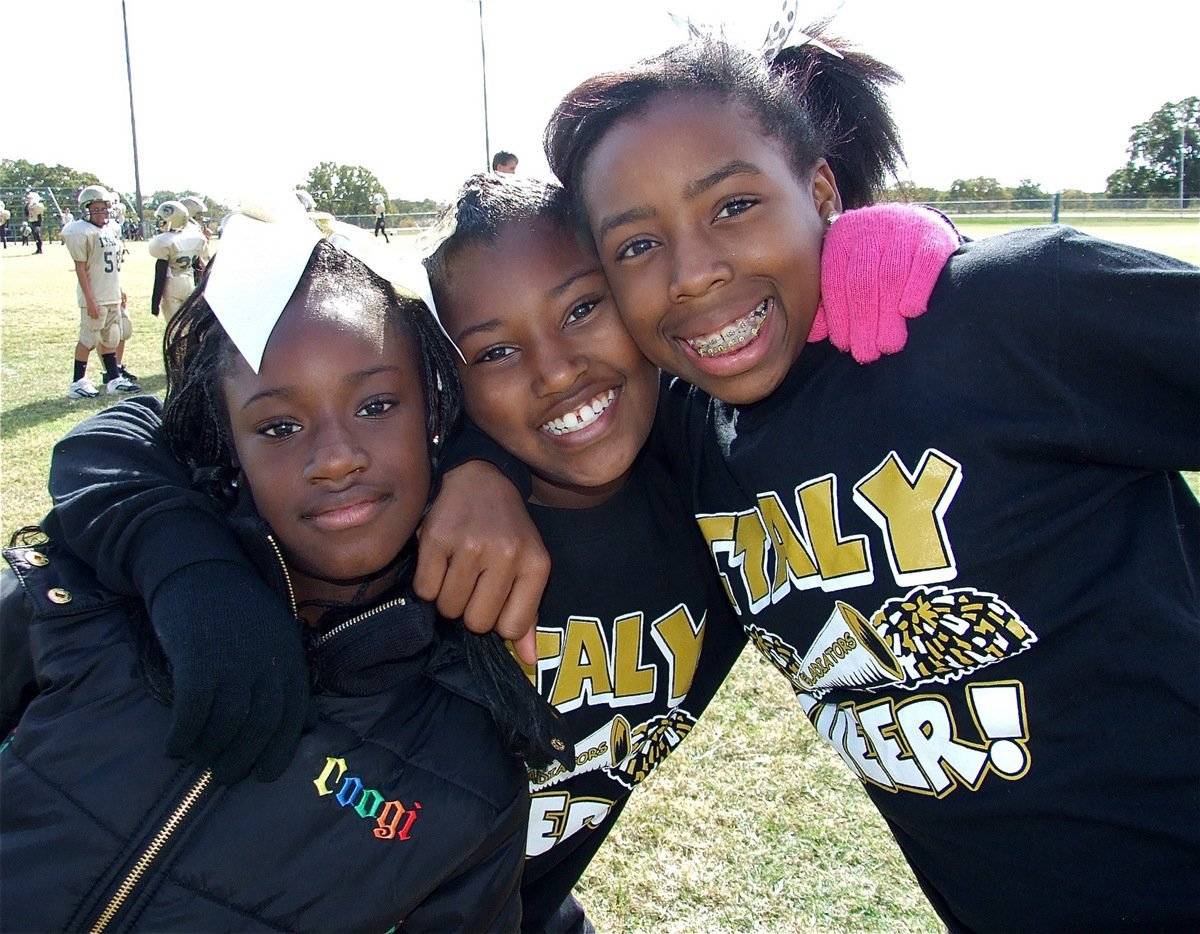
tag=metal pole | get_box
[121,0,146,237]
[1180,117,1186,210]
[478,0,491,171]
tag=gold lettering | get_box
[651,605,704,705]
[796,477,871,583]
[613,613,656,701]
[550,618,613,708]
[854,451,961,584]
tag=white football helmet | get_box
[294,189,317,212]
[78,186,112,210]
[179,195,207,222]
[155,200,189,232]
[110,201,126,222]
[26,191,43,206]
[371,193,385,207]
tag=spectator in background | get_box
[25,191,45,254]
[491,150,518,174]
[371,192,390,242]
[0,200,10,249]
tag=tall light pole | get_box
[478,0,492,171]
[121,0,146,236]
[1180,115,1186,210]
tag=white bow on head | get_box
[204,193,460,373]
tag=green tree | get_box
[1010,179,1049,210]
[300,162,389,217]
[1,159,114,215]
[1105,97,1199,200]
[948,177,1008,209]
[883,181,945,204]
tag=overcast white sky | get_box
[6,0,1197,204]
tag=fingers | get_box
[166,684,214,760]
[511,628,538,667]
[491,551,549,645]
[412,528,451,606]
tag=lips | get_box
[305,493,389,532]
[541,388,617,436]
[684,298,769,357]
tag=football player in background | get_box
[149,200,210,323]
[180,194,212,239]
[61,186,140,399]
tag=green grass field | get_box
[1,217,1196,932]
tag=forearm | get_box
[43,397,243,599]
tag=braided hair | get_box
[162,237,571,770]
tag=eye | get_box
[357,397,396,418]
[475,345,516,364]
[616,237,658,261]
[715,197,757,219]
[566,298,599,325]
[260,419,301,438]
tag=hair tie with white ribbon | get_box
[205,192,463,373]
[668,0,843,62]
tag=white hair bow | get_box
[205,192,459,373]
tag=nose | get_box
[303,419,369,484]
[668,227,732,303]
[531,333,588,398]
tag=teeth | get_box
[543,389,616,436]
[688,300,768,357]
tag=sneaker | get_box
[117,364,139,382]
[105,376,141,394]
[67,377,101,399]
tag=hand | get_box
[414,461,550,665]
[809,204,961,364]
[152,561,317,784]
[86,299,101,320]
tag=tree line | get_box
[4,97,1194,224]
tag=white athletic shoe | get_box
[105,375,141,394]
[67,377,101,399]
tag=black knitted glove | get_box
[150,560,316,784]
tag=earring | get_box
[824,210,840,227]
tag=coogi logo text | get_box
[314,756,421,841]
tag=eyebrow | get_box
[548,267,601,299]
[595,159,764,241]
[239,364,403,410]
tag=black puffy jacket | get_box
[0,539,529,933]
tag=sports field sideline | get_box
[1,214,1196,931]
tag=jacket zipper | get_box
[91,533,295,930]
[89,771,214,933]
[314,596,410,649]
[265,534,299,616]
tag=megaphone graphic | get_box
[796,601,904,696]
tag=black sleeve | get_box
[40,397,249,602]
[440,417,533,502]
[1051,230,1200,470]
[0,570,37,737]
[151,258,167,315]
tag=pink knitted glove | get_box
[809,203,961,364]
